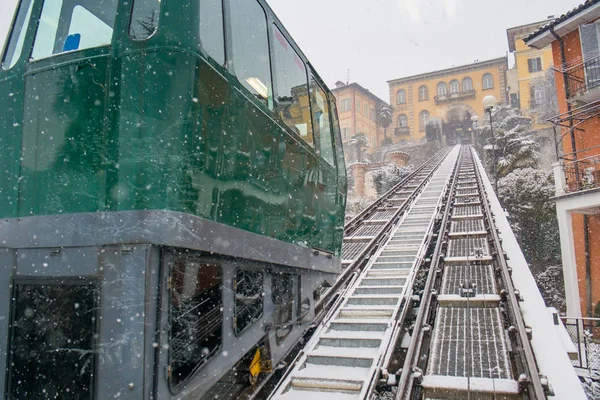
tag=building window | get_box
[528,57,542,73]
[130,0,161,40]
[419,110,430,131]
[437,82,447,96]
[418,85,429,101]
[397,114,408,128]
[396,89,406,104]
[363,103,369,116]
[273,24,313,146]
[233,269,264,336]
[31,0,119,60]
[341,98,351,111]
[529,84,544,108]
[356,98,361,111]
[482,73,494,90]
[230,0,272,107]
[342,127,350,140]
[449,80,459,93]
[462,77,473,91]
[170,260,223,386]
[370,108,375,121]
[199,0,225,64]
[7,281,98,399]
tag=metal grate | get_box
[441,265,496,295]
[368,209,396,221]
[447,237,489,258]
[456,188,478,195]
[450,219,485,233]
[452,205,482,217]
[350,224,384,237]
[428,308,512,379]
[342,241,369,261]
[454,196,480,204]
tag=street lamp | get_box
[483,95,498,191]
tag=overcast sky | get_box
[267,0,581,101]
[1,0,582,101]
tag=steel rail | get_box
[470,147,547,399]
[394,147,462,400]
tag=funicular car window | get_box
[310,75,335,166]
[272,272,295,345]
[1,0,34,69]
[272,24,314,146]
[31,0,118,60]
[229,0,273,108]
[199,0,225,64]
[169,260,222,386]
[129,0,161,40]
[233,269,264,336]
[7,281,98,399]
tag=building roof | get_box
[331,82,389,105]
[506,19,554,52]
[387,57,508,86]
[525,0,600,48]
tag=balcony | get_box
[555,152,600,195]
[565,55,600,103]
[434,89,476,105]
[395,126,410,136]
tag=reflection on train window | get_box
[233,269,264,336]
[7,281,97,399]
[31,0,118,60]
[199,0,225,65]
[272,272,295,345]
[272,24,313,146]
[129,0,161,40]
[1,0,34,70]
[310,76,335,166]
[170,261,222,386]
[229,0,273,108]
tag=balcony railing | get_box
[562,153,600,193]
[434,89,476,105]
[395,126,410,136]
[565,54,600,100]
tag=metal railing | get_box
[434,89,476,104]
[395,126,410,136]
[561,317,600,373]
[565,55,600,99]
[563,154,600,193]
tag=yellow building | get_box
[331,82,387,159]
[387,57,508,143]
[507,19,555,129]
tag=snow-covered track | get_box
[397,146,548,400]
[267,147,462,400]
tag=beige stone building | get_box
[331,82,388,160]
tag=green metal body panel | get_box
[0,0,346,255]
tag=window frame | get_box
[309,75,336,167]
[419,109,430,131]
[397,113,408,128]
[232,268,264,337]
[1,0,34,70]
[527,57,542,73]
[198,0,225,65]
[482,73,494,90]
[128,0,161,41]
[449,79,459,94]
[418,85,428,101]
[462,77,473,92]
[6,277,100,400]
[437,82,447,96]
[396,89,406,105]
[167,255,223,389]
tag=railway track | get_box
[267,145,552,400]
[267,147,462,400]
[397,146,547,400]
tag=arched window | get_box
[449,80,459,93]
[397,114,408,128]
[419,110,430,131]
[462,77,473,91]
[482,73,494,90]
[437,82,447,96]
[418,85,428,101]
[396,89,406,105]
